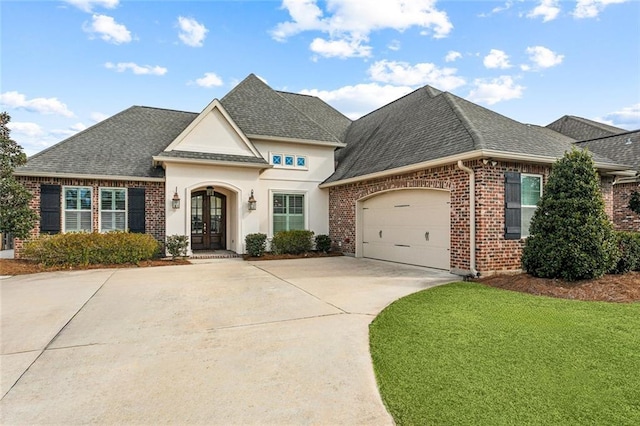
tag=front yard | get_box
[370,282,640,425]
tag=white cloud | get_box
[84,14,132,44]
[272,0,453,58]
[52,123,88,138]
[523,46,564,70]
[194,72,224,88]
[467,76,524,105]
[527,0,561,22]
[64,0,119,13]
[483,49,511,69]
[300,83,414,119]
[445,50,462,62]
[388,39,401,51]
[90,112,109,122]
[0,91,74,117]
[573,0,627,19]
[478,1,514,17]
[7,122,46,138]
[310,36,372,58]
[105,62,167,75]
[177,16,208,47]
[368,60,465,91]
[599,103,640,129]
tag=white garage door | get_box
[361,189,450,270]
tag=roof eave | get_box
[13,170,165,182]
[152,155,272,169]
[247,134,346,148]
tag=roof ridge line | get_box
[575,128,640,143]
[275,91,343,144]
[571,115,625,132]
[441,92,486,150]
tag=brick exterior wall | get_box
[14,176,165,257]
[613,181,640,231]
[328,160,616,276]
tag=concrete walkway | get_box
[0,257,456,425]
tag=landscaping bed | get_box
[243,251,343,261]
[477,271,640,303]
[0,258,190,276]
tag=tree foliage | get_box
[521,148,617,281]
[0,112,38,239]
[629,190,640,216]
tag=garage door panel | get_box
[361,190,450,270]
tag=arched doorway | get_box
[191,189,226,250]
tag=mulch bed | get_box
[476,271,640,303]
[0,258,190,276]
[243,251,344,261]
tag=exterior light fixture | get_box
[248,189,257,211]
[206,186,214,196]
[171,187,181,209]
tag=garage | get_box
[360,189,450,270]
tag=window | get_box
[521,175,542,237]
[270,152,308,170]
[505,172,543,239]
[100,188,127,232]
[64,187,92,232]
[273,193,305,233]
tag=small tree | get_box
[521,148,617,281]
[0,112,37,239]
[629,190,640,216]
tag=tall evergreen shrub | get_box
[521,148,617,281]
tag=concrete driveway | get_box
[1,256,456,425]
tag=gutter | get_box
[457,160,478,277]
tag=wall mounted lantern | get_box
[171,187,181,209]
[248,189,257,211]
[206,186,215,196]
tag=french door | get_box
[191,191,226,250]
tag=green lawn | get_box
[370,282,640,425]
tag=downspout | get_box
[457,160,478,277]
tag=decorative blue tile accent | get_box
[296,156,306,167]
[285,155,294,166]
[272,154,282,165]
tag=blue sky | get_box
[2,0,639,156]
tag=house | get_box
[14,74,636,276]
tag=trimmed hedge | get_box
[165,234,189,259]
[315,234,332,253]
[609,231,640,274]
[271,230,314,255]
[23,231,159,266]
[245,233,267,257]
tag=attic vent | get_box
[626,137,632,145]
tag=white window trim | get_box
[99,187,128,233]
[269,152,309,170]
[62,186,93,233]
[521,173,543,238]
[268,189,309,236]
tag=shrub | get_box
[23,231,159,266]
[315,234,332,253]
[609,231,640,274]
[521,148,618,281]
[271,230,314,255]
[245,233,267,257]
[165,234,189,260]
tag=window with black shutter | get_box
[128,188,145,233]
[504,172,521,240]
[40,184,61,234]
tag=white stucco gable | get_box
[164,99,262,158]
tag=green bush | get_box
[315,234,332,253]
[521,148,618,281]
[271,230,314,255]
[23,231,159,266]
[165,234,189,260]
[609,231,640,274]
[245,233,267,257]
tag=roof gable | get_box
[163,99,261,158]
[546,115,626,140]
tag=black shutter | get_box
[128,188,145,233]
[40,184,61,234]
[504,172,521,240]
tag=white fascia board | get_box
[247,134,347,148]
[13,170,166,182]
[152,155,272,169]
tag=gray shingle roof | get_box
[17,106,197,178]
[326,86,619,183]
[575,130,640,170]
[220,74,344,144]
[546,115,625,140]
[155,150,268,165]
